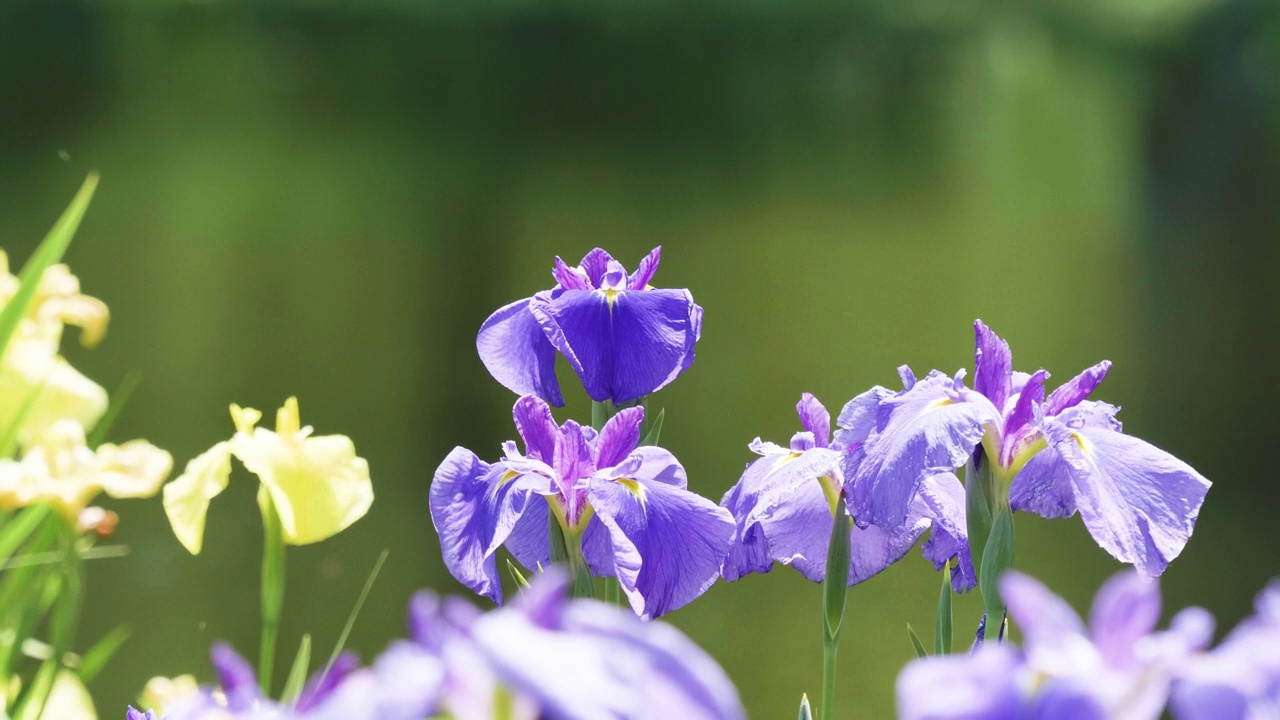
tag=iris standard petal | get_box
[578,248,617,286]
[595,406,644,469]
[796,393,830,448]
[1004,369,1048,439]
[586,448,733,619]
[1045,422,1210,576]
[850,371,1000,529]
[1045,360,1112,417]
[512,395,559,462]
[477,298,564,407]
[628,246,662,290]
[429,448,552,603]
[973,320,1013,410]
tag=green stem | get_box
[820,503,852,720]
[604,577,621,606]
[259,492,287,695]
[591,401,610,433]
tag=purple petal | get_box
[595,406,644,469]
[1045,421,1211,576]
[628,247,662,290]
[296,651,361,713]
[530,288,700,404]
[796,394,831,448]
[552,256,593,290]
[834,386,894,451]
[579,248,617,287]
[1004,369,1049,438]
[428,448,553,603]
[917,472,977,592]
[973,320,1013,410]
[512,395,559,463]
[369,643,445,720]
[717,475,774,581]
[586,447,734,619]
[898,365,918,390]
[503,492,551,572]
[210,642,260,711]
[1033,682,1109,720]
[1088,570,1161,670]
[1000,571,1085,647]
[126,708,157,720]
[1045,360,1112,417]
[850,371,1000,529]
[896,645,1026,720]
[476,298,564,407]
[1009,446,1078,520]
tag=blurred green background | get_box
[1,0,1278,716]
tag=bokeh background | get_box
[1,0,1278,716]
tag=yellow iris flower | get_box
[163,397,374,554]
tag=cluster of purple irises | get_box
[128,247,1270,719]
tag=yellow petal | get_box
[21,670,97,720]
[0,340,107,450]
[97,440,173,499]
[162,442,232,555]
[235,428,373,546]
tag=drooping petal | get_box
[628,247,662,290]
[162,442,233,555]
[429,448,553,603]
[594,406,644,469]
[530,288,700,404]
[1045,360,1112,417]
[1009,446,1078,520]
[917,472,977,592]
[850,371,1000,529]
[796,393,830,448]
[833,385,894,451]
[512,395,559,463]
[1044,421,1211,576]
[476,298,563,407]
[585,447,733,619]
[718,473,775,581]
[973,320,1013,410]
[1088,570,1161,670]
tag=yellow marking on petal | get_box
[276,396,301,437]
[604,288,620,309]
[230,404,261,434]
[499,469,521,486]
[924,397,953,411]
[1073,432,1092,457]
[615,477,647,505]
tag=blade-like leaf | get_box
[78,623,132,685]
[0,505,52,564]
[639,408,664,447]
[506,559,529,590]
[797,693,813,720]
[325,549,389,673]
[934,563,953,655]
[906,623,928,659]
[0,174,99,360]
[87,372,142,449]
[281,634,312,706]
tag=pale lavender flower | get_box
[1171,582,1280,719]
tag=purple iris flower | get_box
[430,394,734,619]
[720,393,976,591]
[896,569,1212,720]
[476,247,703,406]
[846,320,1211,576]
[127,710,158,720]
[1171,582,1280,719]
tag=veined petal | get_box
[512,395,559,463]
[833,385,894,451]
[1005,369,1049,439]
[429,448,552,603]
[477,298,563,407]
[796,393,831,447]
[552,257,592,290]
[917,472,977,592]
[578,248,617,287]
[594,406,644,470]
[1009,447,1078,520]
[973,320,1013,410]
[235,430,374,546]
[628,247,662,290]
[718,474,774,582]
[586,447,733,619]
[1045,360,1112,417]
[850,371,1000,529]
[162,442,233,555]
[1045,421,1210,576]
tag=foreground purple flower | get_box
[476,247,703,406]
[431,394,733,618]
[897,569,1212,719]
[846,320,1211,576]
[720,393,975,591]
[1171,582,1280,719]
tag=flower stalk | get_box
[820,500,852,720]
[259,491,287,694]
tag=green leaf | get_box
[77,623,132,685]
[0,174,99,361]
[934,563,953,655]
[639,408,664,447]
[821,507,852,641]
[0,381,47,459]
[506,559,530,590]
[86,372,142,449]
[797,693,813,720]
[324,549,389,674]
[979,508,1016,642]
[280,634,312,706]
[906,623,928,659]
[0,505,52,564]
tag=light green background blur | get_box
[1,1,1278,716]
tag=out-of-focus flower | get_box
[431,394,732,618]
[477,247,702,406]
[845,320,1210,576]
[895,570,1212,719]
[1171,582,1280,719]
[0,253,111,450]
[0,418,171,518]
[23,670,98,720]
[719,393,974,591]
[162,398,373,554]
[138,675,199,718]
